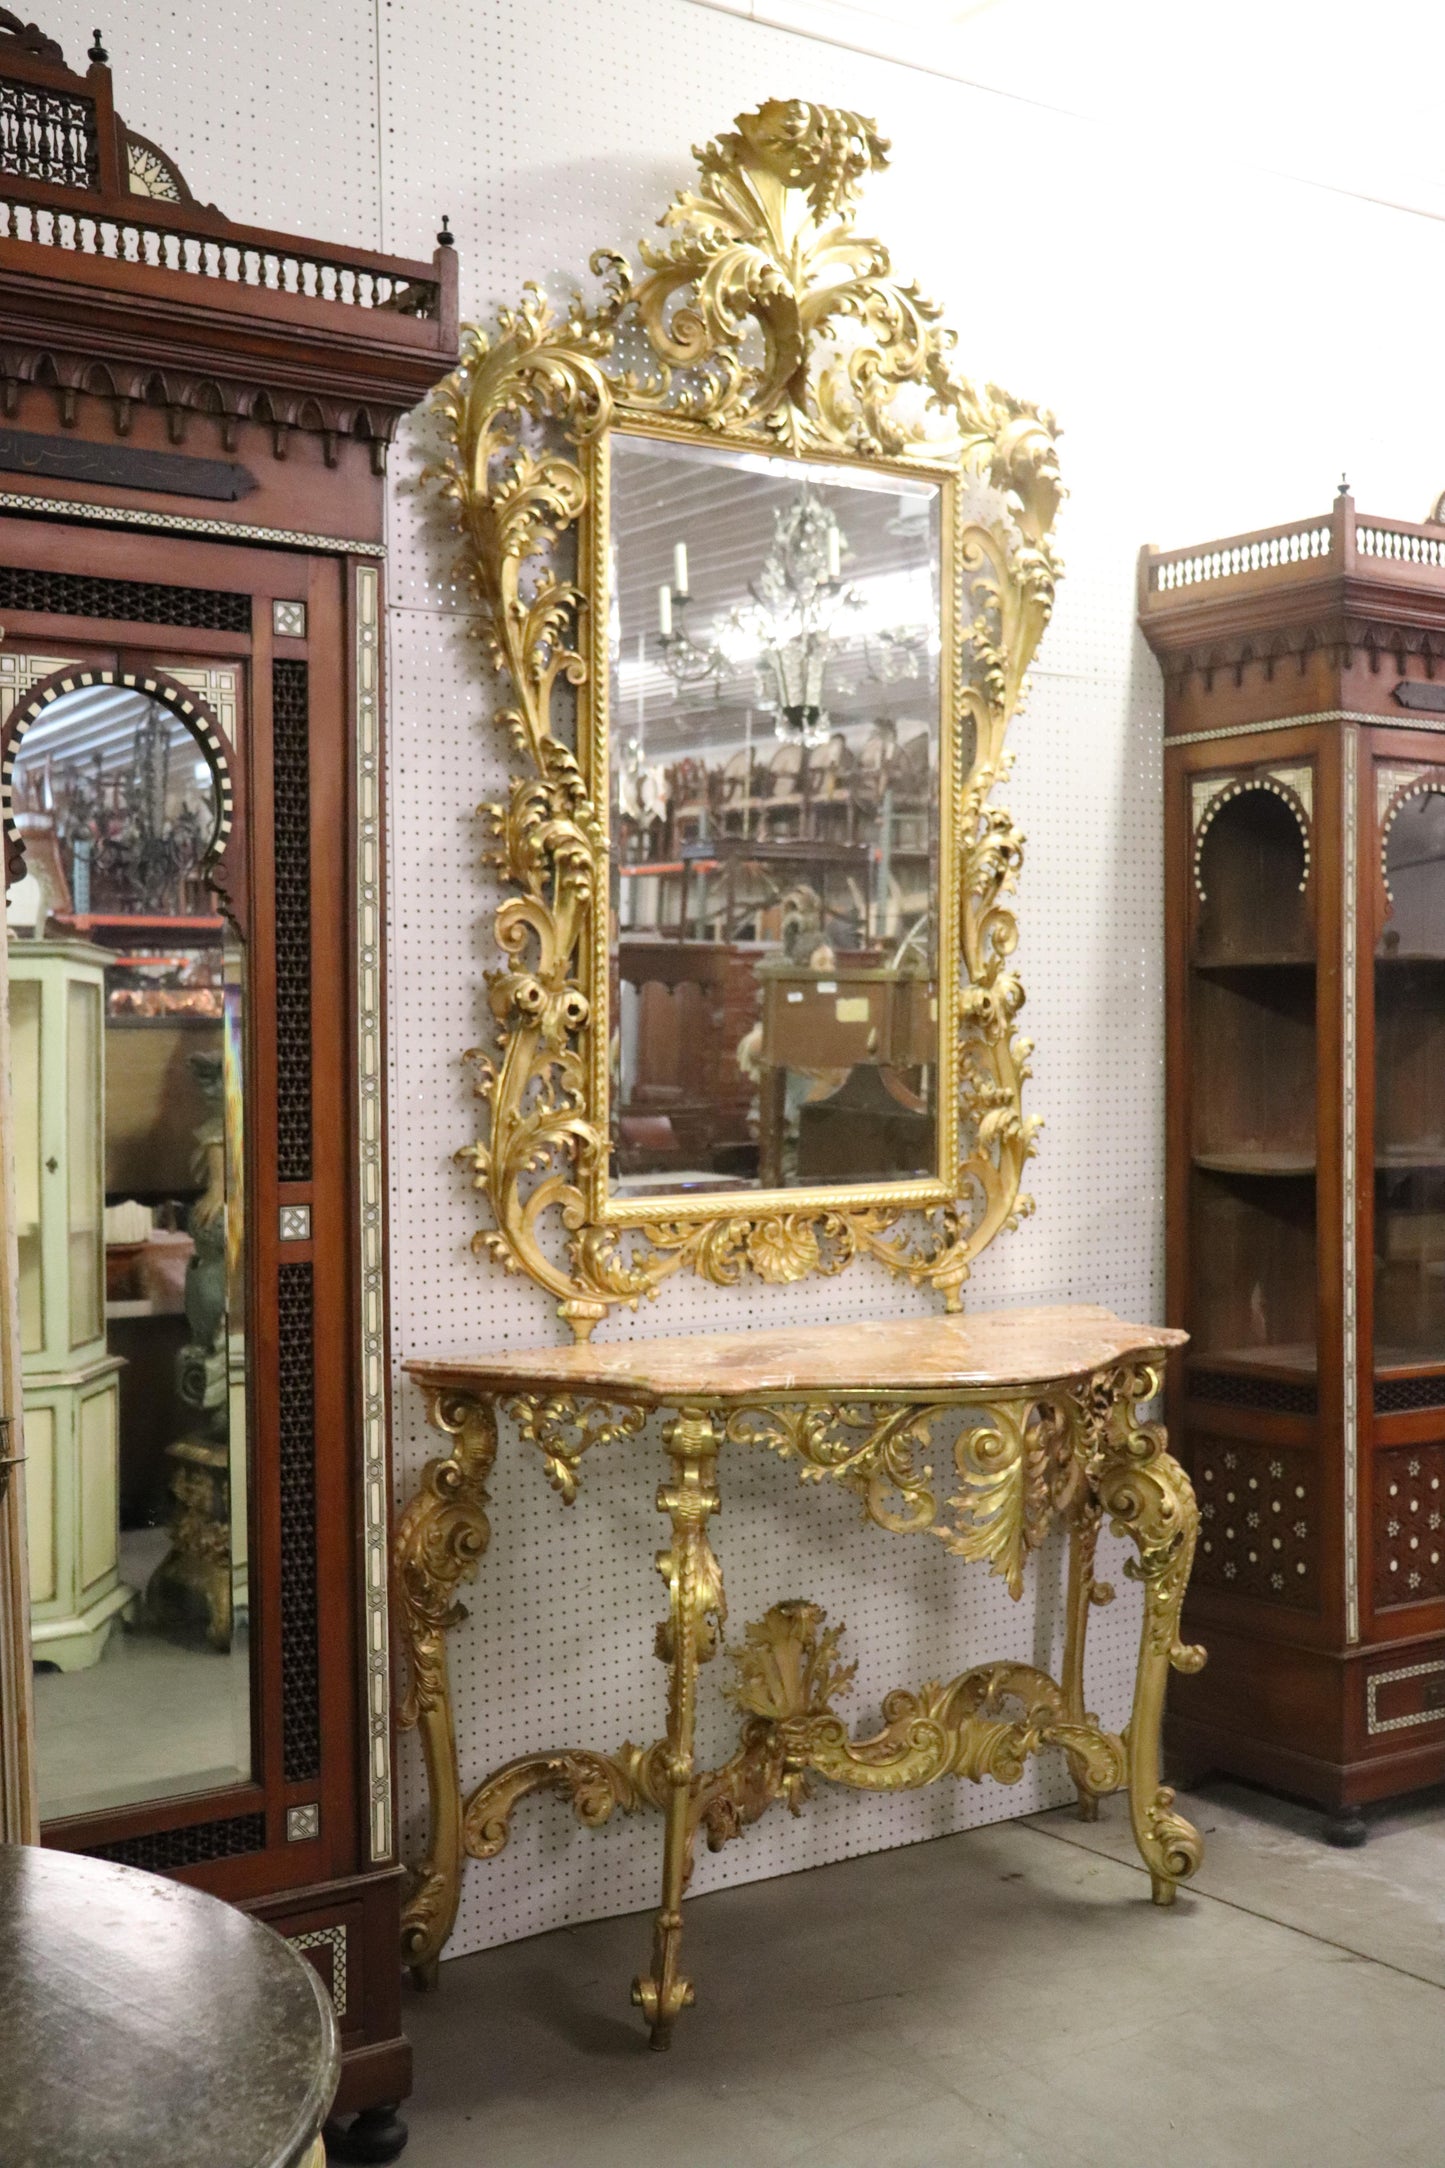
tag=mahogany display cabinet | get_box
[1142,486,1445,1842]
[0,14,457,2155]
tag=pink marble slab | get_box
[404,1304,1187,1407]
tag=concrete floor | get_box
[399,1782,1445,2168]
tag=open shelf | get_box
[1189,962,1315,1173]
[1193,952,1315,973]
[1194,1151,1315,1177]
[1190,1164,1316,1363]
[1189,1342,1317,1381]
[1374,1346,1445,1377]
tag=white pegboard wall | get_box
[39,1,388,249]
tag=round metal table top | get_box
[0,1844,338,2168]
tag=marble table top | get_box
[0,1845,337,2168]
[406,1303,1187,1406]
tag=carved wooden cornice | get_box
[1154,605,1445,693]
[0,15,457,470]
[1139,495,1445,696]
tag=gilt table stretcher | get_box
[393,1304,1201,2046]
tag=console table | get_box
[393,1304,1202,2046]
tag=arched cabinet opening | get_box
[1188,774,1318,1386]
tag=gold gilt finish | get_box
[395,1314,1202,2040]
[429,99,1062,1335]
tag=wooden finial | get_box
[88,27,108,62]
[437,216,455,249]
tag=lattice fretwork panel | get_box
[0,562,251,632]
[1193,1436,1319,1606]
[87,1812,267,1869]
[1189,1368,1318,1416]
[278,1261,320,1783]
[272,659,312,1184]
[1375,1374,1445,1415]
[1374,1445,1445,1607]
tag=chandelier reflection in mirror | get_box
[656,539,729,694]
[22,703,217,919]
[734,488,859,746]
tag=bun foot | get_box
[324,2105,409,2163]
[1322,1808,1367,1849]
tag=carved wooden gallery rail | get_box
[393,1305,1203,2046]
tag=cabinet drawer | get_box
[1364,1656,1445,1737]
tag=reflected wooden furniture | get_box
[1143,487,1445,1839]
[0,14,457,2148]
[758,962,935,1185]
[0,1844,337,2168]
[614,937,756,1175]
[394,1306,1202,2043]
[8,939,127,1672]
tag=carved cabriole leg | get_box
[1086,1363,1206,1905]
[393,1390,498,1987]
[633,1404,725,2050]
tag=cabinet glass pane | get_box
[1375,782,1445,1373]
[1188,779,1317,1383]
[6,682,254,1821]
[10,977,42,1354]
[66,976,102,1346]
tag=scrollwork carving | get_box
[431,99,1061,1334]
[393,1392,497,1728]
[726,1390,1090,1592]
[393,1391,499,1983]
[452,1601,1125,1893]
[1080,1361,1206,1901]
[506,1392,646,1502]
[725,1401,939,1533]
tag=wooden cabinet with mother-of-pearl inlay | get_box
[0,14,456,2160]
[1143,486,1445,1843]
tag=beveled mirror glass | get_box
[6,680,252,1819]
[434,99,1062,1334]
[608,434,943,1197]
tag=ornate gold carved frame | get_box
[430,101,1062,1336]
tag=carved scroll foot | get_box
[1089,1366,1206,1904]
[633,1406,725,2048]
[393,1390,499,1985]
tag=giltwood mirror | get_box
[434,100,1062,1336]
